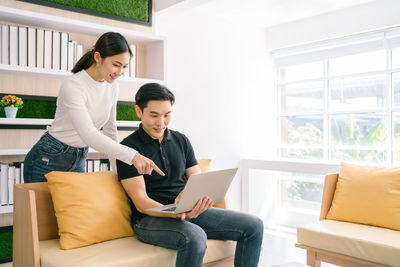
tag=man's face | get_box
[135,100,172,142]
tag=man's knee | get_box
[245,214,264,238]
[177,227,207,253]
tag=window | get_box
[264,28,400,228]
[275,31,400,164]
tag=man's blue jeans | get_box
[133,207,264,267]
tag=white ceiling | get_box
[155,0,379,27]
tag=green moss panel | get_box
[0,98,139,121]
[0,230,12,262]
[44,0,149,22]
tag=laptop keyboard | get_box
[163,207,176,212]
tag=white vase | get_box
[4,107,18,118]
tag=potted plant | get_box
[0,95,23,118]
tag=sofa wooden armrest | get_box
[295,173,398,267]
[13,182,234,267]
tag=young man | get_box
[117,83,264,267]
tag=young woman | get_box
[23,32,163,183]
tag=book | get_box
[129,44,136,78]
[36,29,44,68]
[8,165,15,205]
[14,162,21,184]
[100,158,110,171]
[18,26,28,66]
[86,160,93,173]
[27,27,36,67]
[20,162,24,184]
[1,25,9,64]
[52,31,60,70]
[44,30,52,69]
[0,163,8,205]
[60,32,68,70]
[76,44,83,63]
[9,25,18,66]
[93,159,100,172]
[67,40,75,71]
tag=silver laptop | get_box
[146,168,238,214]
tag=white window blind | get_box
[272,27,400,67]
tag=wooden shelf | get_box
[0,205,13,214]
[0,118,140,127]
[0,64,164,85]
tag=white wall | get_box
[156,8,273,210]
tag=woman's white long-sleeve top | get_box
[48,70,136,165]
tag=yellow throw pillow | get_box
[45,171,134,250]
[326,162,400,230]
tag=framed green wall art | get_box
[17,0,152,26]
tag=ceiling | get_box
[155,0,379,27]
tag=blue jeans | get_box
[133,207,264,267]
[23,132,88,183]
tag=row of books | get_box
[0,24,82,71]
[0,162,24,205]
[0,24,137,78]
[0,159,111,206]
[85,159,111,173]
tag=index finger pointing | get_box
[151,162,165,176]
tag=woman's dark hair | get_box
[135,83,175,111]
[71,32,132,73]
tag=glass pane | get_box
[248,169,322,229]
[330,113,387,146]
[329,50,386,76]
[280,148,323,159]
[392,72,400,107]
[280,115,323,145]
[393,112,400,147]
[393,151,400,163]
[280,81,324,113]
[329,75,386,111]
[331,149,386,162]
[393,48,400,69]
[279,61,324,82]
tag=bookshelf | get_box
[0,4,164,214]
[0,6,165,81]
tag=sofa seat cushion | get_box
[297,219,400,266]
[40,236,236,267]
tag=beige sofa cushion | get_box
[40,237,236,267]
[297,219,400,266]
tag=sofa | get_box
[13,169,236,267]
[296,171,400,267]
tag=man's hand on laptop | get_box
[177,196,213,220]
[132,153,165,176]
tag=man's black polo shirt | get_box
[116,124,198,223]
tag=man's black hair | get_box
[135,83,175,111]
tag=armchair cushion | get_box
[45,171,134,250]
[326,162,400,231]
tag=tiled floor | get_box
[258,229,306,266]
